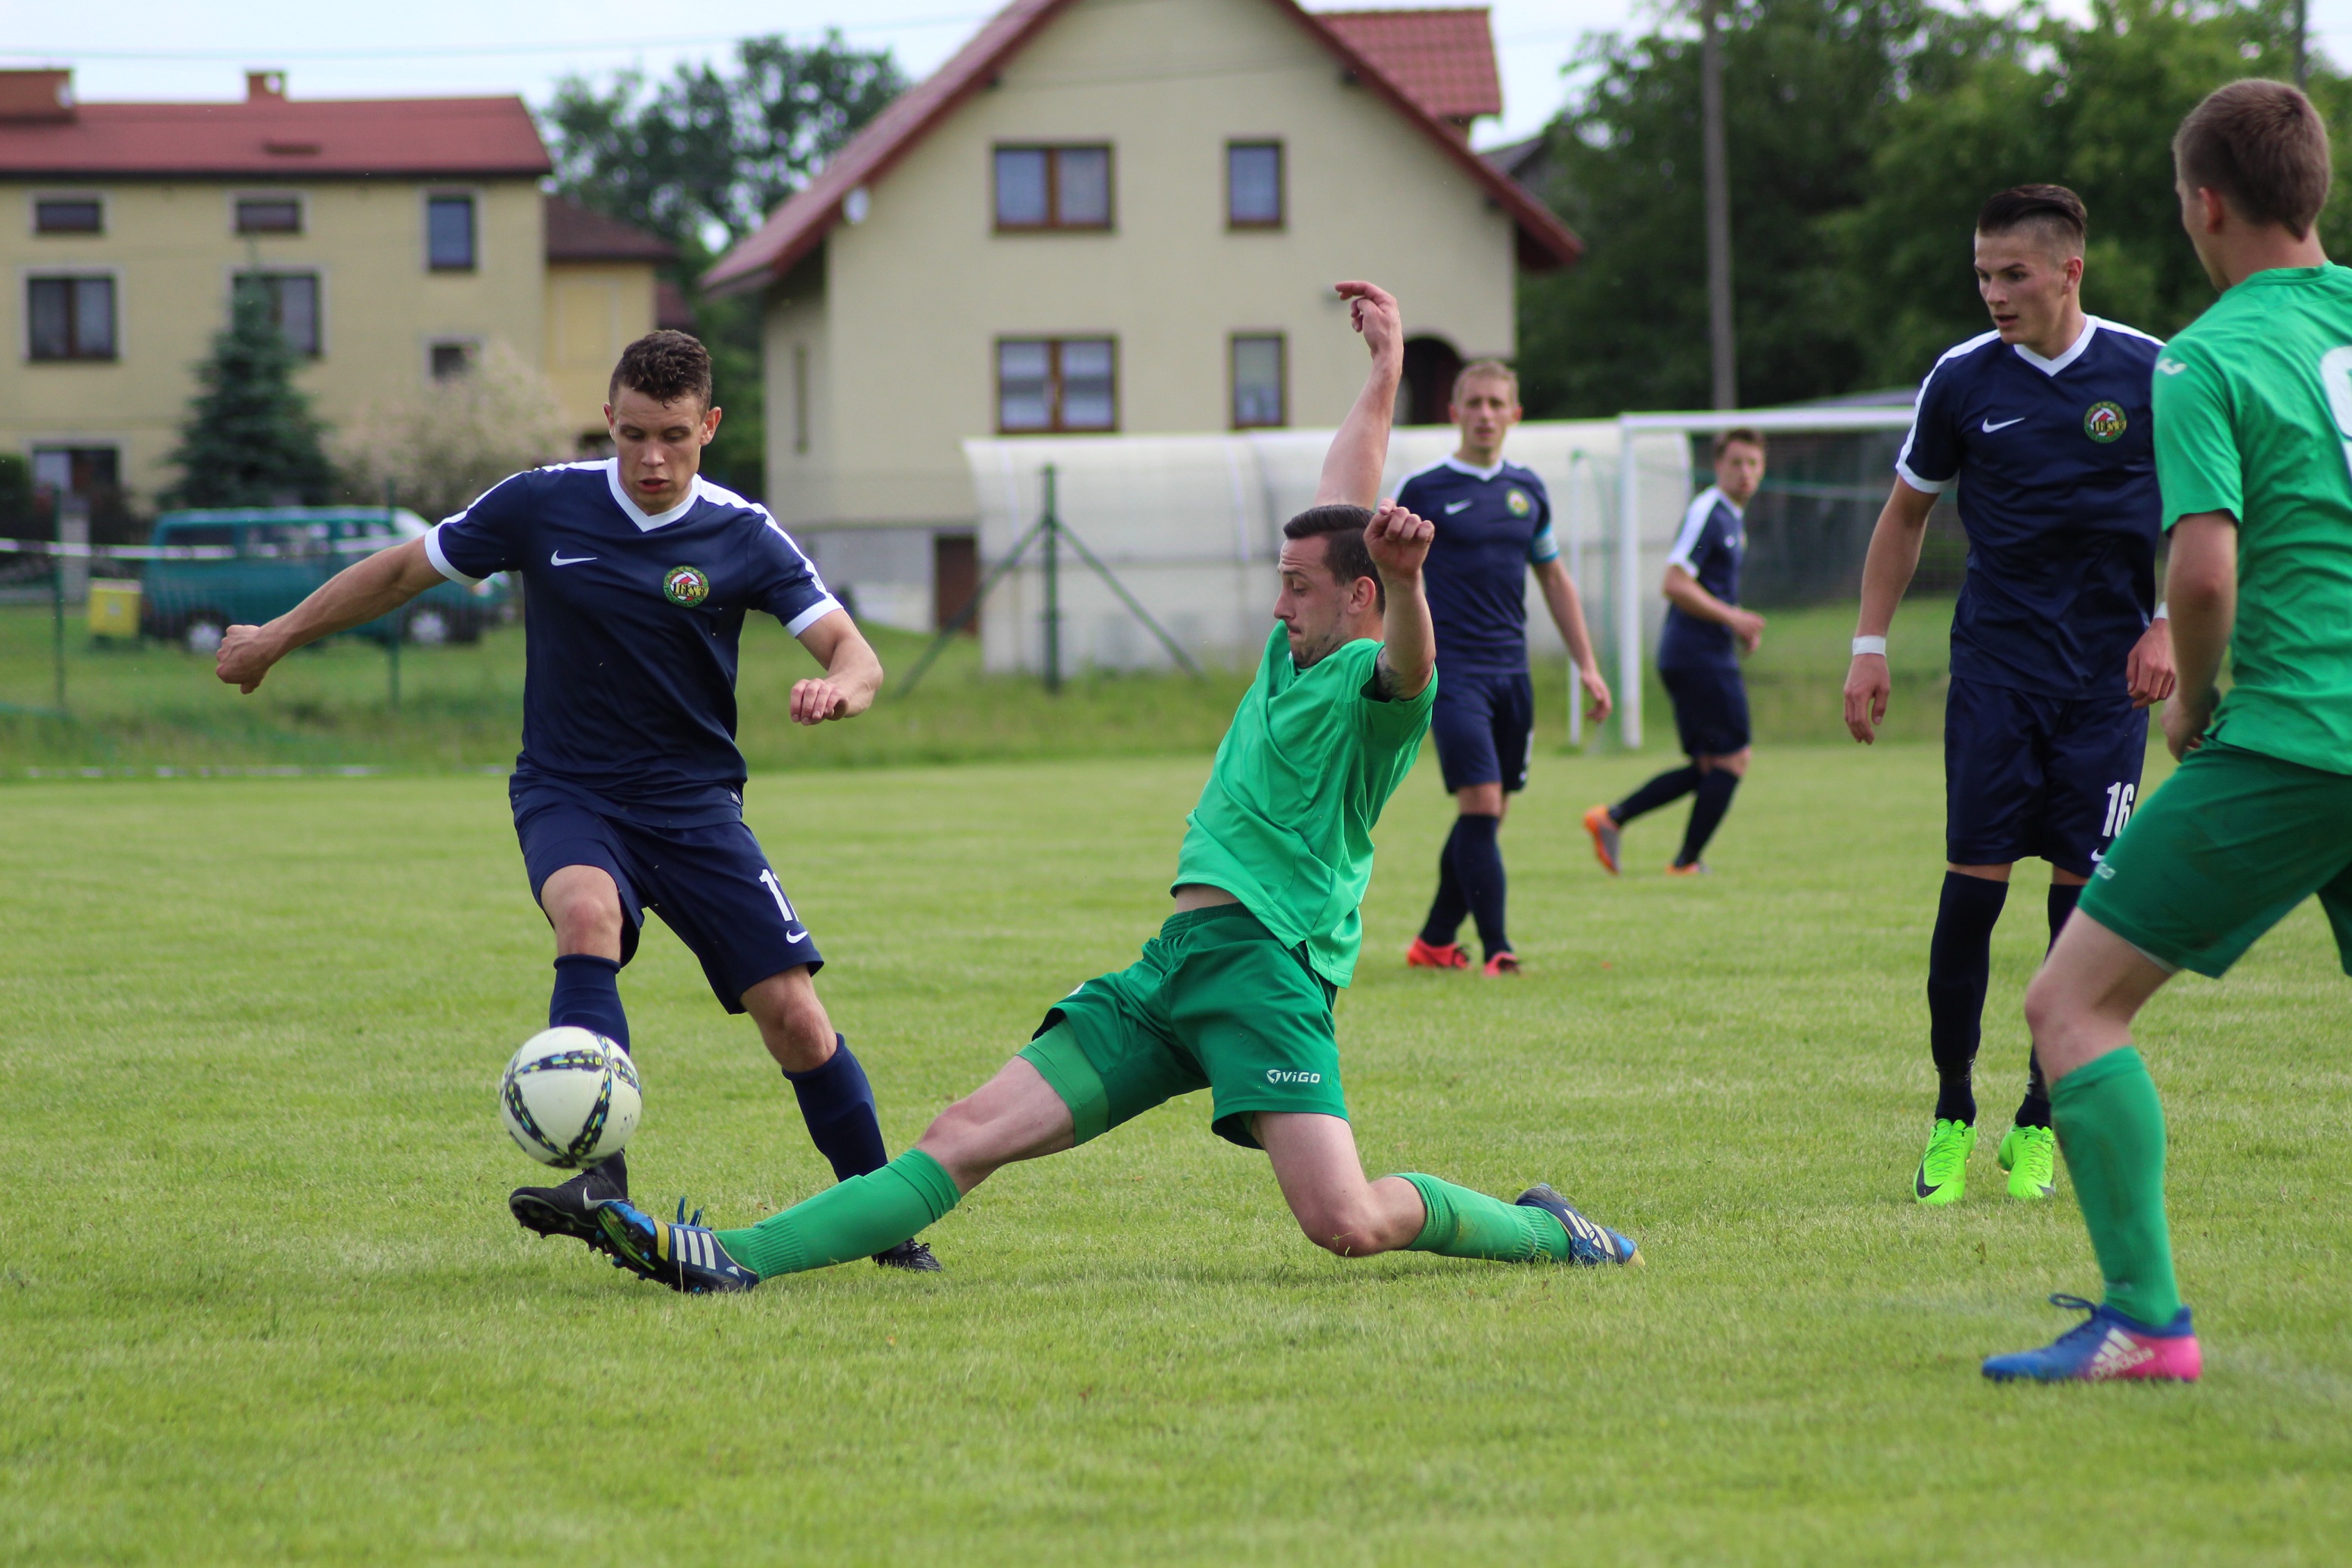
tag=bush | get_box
[338,341,575,519]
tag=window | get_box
[1227,142,1283,228]
[429,340,477,380]
[997,337,1117,432]
[993,146,1113,230]
[30,447,118,500]
[426,194,476,270]
[26,276,115,360]
[1230,334,1286,428]
[34,197,102,235]
[237,272,321,356]
[235,197,302,235]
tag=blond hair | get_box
[1451,359,1519,406]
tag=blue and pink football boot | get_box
[1982,1293,2202,1383]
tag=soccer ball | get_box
[498,1027,640,1168]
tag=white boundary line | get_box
[1613,406,1918,748]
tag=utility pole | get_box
[2296,0,2309,88]
[1700,0,1737,410]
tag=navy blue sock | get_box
[786,1036,890,1181]
[549,953,629,1052]
[2014,882,2084,1130]
[1613,764,1701,825]
[1926,872,2008,1124]
[1450,813,1509,959]
[1420,818,1470,947]
[1675,769,1740,867]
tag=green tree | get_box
[541,33,905,499]
[165,278,335,508]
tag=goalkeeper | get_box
[588,282,1641,1292]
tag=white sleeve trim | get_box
[1893,459,1954,495]
[1665,491,1716,572]
[423,522,483,587]
[785,596,846,637]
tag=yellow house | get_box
[0,68,677,516]
[705,0,1578,629]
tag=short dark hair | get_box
[1282,504,1384,610]
[609,330,714,410]
[2174,79,2332,240]
[1976,184,2088,253]
[1712,427,1765,459]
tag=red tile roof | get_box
[0,79,549,180]
[544,194,676,263]
[704,0,1577,293]
[1317,10,1502,126]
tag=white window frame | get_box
[423,187,484,273]
[222,262,328,358]
[28,191,107,238]
[424,334,482,383]
[229,190,308,238]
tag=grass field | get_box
[4,738,2347,1564]
[0,595,1958,773]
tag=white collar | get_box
[602,460,701,531]
[1442,454,1508,482]
[1700,484,1746,524]
[2013,316,2098,377]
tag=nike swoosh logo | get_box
[784,928,808,944]
[1444,499,1473,514]
[1915,1167,1941,1199]
[2090,848,2105,863]
[550,551,597,566]
[1980,417,2025,433]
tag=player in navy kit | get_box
[213,331,939,1269]
[1842,187,2174,1207]
[1585,429,1766,877]
[1400,360,1612,975]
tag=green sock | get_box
[716,1149,962,1280]
[2051,1047,2180,1328]
[1396,1173,1567,1263]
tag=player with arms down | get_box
[1842,187,2174,1208]
[214,331,939,1271]
[1987,81,2352,1381]
[583,285,1641,1293]
[1400,360,1611,977]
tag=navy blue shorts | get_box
[1430,670,1535,793]
[1945,676,2150,878]
[1660,662,1750,758]
[512,784,823,1014]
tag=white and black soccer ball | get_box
[498,1027,641,1168]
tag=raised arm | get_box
[789,607,885,726]
[1312,282,1405,508]
[1841,477,1940,743]
[215,535,445,693]
[1365,504,1436,699]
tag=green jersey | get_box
[1173,624,1436,987]
[2152,263,2352,773]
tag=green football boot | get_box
[1997,1123,2059,1201]
[1912,1119,1976,1205]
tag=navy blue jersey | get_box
[427,460,842,827]
[1657,486,1744,671]
[1895,317,2164,699]
[1397,457,1558,677]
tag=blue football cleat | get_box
[1982,1294,2202,1383]
[1515,1184,1641,1266]
[590,1197,760,1294]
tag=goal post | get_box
[1612,404,1920,749]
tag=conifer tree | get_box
[165,278,335,507]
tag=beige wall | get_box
[545,260,658,438]
[4,177,544,504]
[767,0,1518,531]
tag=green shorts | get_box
[1019,903,1346,1149]
[2078,740,2352,978]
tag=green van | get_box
[140,507,511,652]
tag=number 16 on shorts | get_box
[2101,780,2137,840]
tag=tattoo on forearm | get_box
[1371,648,1400,699]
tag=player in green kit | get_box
[1984,80,2352,1382]
[578,282,1641,1291]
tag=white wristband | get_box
[1852,636,1888,657]
[2152,601,2169,621]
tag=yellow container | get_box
[88,579,142,638]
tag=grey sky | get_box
[0,0,1614,151]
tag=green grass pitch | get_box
[3,742,2347,1563]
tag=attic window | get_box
[993,146,1112,231]
[236,197,302,234]
[35,198,102,234]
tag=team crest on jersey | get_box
[2084,402,2127,442]
[662,565,711,607]
[1506,488,1532,517]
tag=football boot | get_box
[874,1239,944,1272]
[592,1196,759,1294]
[510,1154,628,1244]
[1997,1123,2059,1201]
[1483,951,1521,977]
[1582,805,1622,875]
[1913,1118,1975,1205]
[1405,937,1472,971]
[1514,1183,1641,1266]
[1982,1294,2201,1384]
